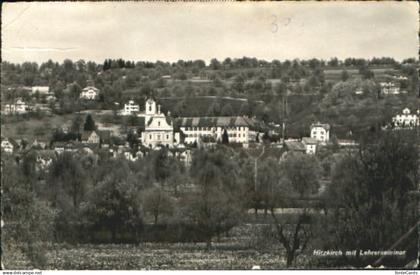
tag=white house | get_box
[139,98,180,149]
[178,116,263,146]
[80,86,99,100]
[392,108,419,129]
[310,122,330,143]
[4,98,29,115]
[120,100,140,116]
[31,86,50,94]
[302,137,318,154]
[1,137,17,153]
[380,82,400,95]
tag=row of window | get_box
[185,133,247,138]
[183,126,248,131]
[148,134,170,141]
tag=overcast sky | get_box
[2,1,418,64]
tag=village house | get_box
[302,137,318,154]
[380,82,400,95]
[120,100,140,116]
[79,86,99,100]
[178,116,265,147]
[310,122,330,144]
[81,131,100,144]
[4,98,29,115]
[392,108,419,129]
[1,137,18,153]
[31,86,50,95]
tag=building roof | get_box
[284,140,306,152]
[1,137,19,147]
[176,116,267,132]
[82,86,99,92]
[310,122,331,131]
[302,137,318,145]
[81,131,98,141]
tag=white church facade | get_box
[138,98,180,149]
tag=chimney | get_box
[158,105,161,114]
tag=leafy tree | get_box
[341,70,350,82]
[83,114,96,131]
[1,160,56,269]
[183,148,243,249]
[280,152,321,198]
[48,153,87,209]
[82,160,143,242]
[321,130,418,267]
[142,186,173,225]
[220,103,234,116]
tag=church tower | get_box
[145,98,157,115]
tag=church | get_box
[138,98,180,149]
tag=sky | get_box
[2,1,419,64]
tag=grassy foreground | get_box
[2,225,301,270]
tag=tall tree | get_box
[83,114,96,131]
[321,130,418,267]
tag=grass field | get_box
[3,224,300,270]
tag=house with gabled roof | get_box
[80,86,99,100]
[302,137,318,154]
[1,137,18,153]
[81,131,100,144]
[310,122,330,144]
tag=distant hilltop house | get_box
[1,137,18,153]
[310,122,330,143]
[392,108,419,129]
[177,116,265,147]
[393,75,408,81]
[31,86,50,94]
[138,98,180,149]
[120,100,140,116]
[3,98,29,115]
[379,82,400,95]
[79,86,99,100]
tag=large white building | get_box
[80,86,99,100]
[120,100,140,116]
[392,108,419,129]
[380,82,400,95]
[310,122,330,143]
[4,98,29,115]
[139,98,180,149]
[178,116,264,146]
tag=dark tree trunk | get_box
[286,252,294,267]
[111,228,117,243]
[206,237,212,250]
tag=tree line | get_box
[1,129,418,268]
